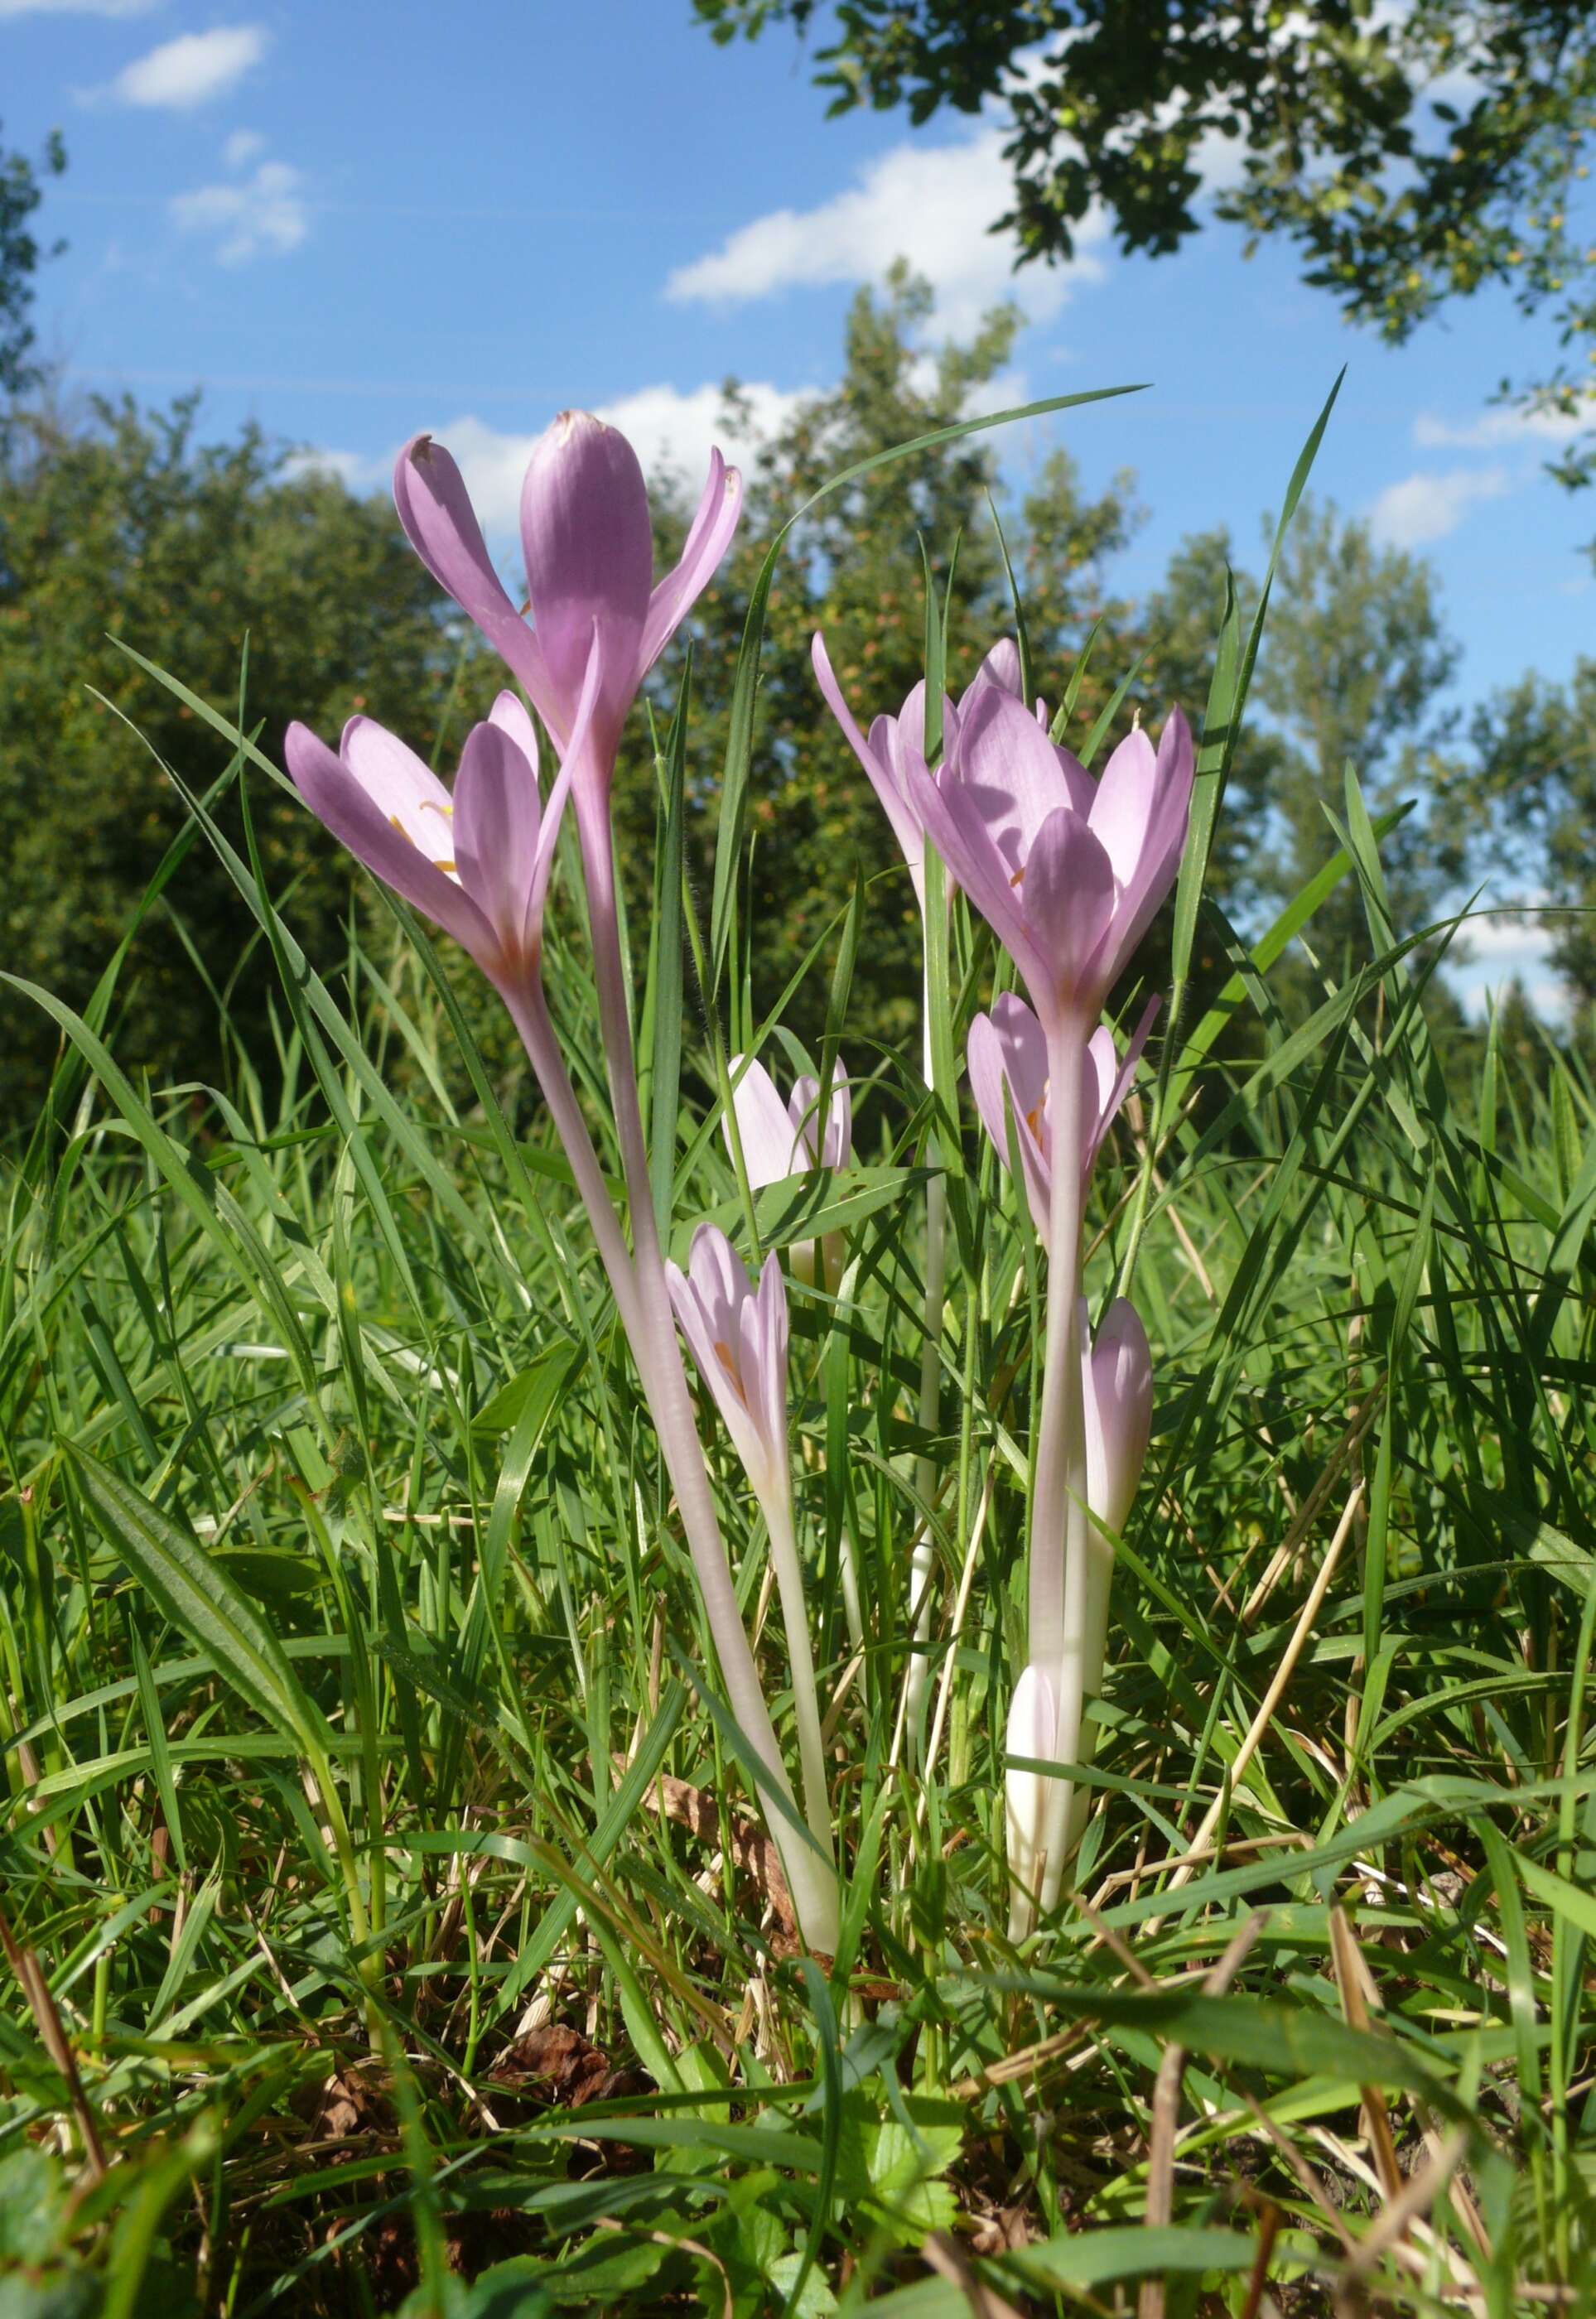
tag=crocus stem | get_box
[763,1485,837,1868]
[1027,1010,1089,1913]
[904,987,948,1755]
[567,800,841,1954]
[1062,1525,1115,1862]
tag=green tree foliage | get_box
[0,120,65,403]
[693,1,1596,486]
[1463,654,1596,1003]
[1251,494,1465,982]
[0,398,453,1121]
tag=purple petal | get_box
[820,1058,851,1170]
[969,1010,1051,1246]
[489,689,541,778]
[1087,725,1160,894]
[1021,808,1119,1014]
[1082,1298,1153,1536]
[955,687,1091,875]
[639,447,743,673]
[286,722,493,960]
[521,412,653,740]
[453,719,541,962]
[812,633,926,889]
[1097,711,1196,986]
[393,435,554,719]
[966,636,1022,701]
[340,716,454,853]
[915,769,1044,998]
[752,1249,790,1468]
[727,1055,809,1185]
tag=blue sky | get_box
[6,0,1591,1010]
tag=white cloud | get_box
[1449,904,1568,1024]
[667,128,1108,340]
[171,156,306,264]
[0,0,157,15]
[1367,463,1510,548]
[104,24,265,108]
[224,127,265,169]
[1415,400,1594,451]
[284,447,379,491]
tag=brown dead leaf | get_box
[489,2021,649,2110]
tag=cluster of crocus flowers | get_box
[287,412,841,1954]
[821,628,1192,1927]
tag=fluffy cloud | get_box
[1449,904,1567,1023]
[667,128,1108,340]
[1367,464,1510,548]
[223,127,265,169]
[105,25,266,109]
[1414,400,1594,451]
[171,153,306,264]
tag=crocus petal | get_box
[812,633,926,887]
[727,1055,811,1184]
[753,1249,790,1469]
[393,435,555,720]
[453,720,541,966]
[340,716,455,856]
[967,636,1023,701]
[1083,994,1160,1177]
[914,770,1051,1006]
[286,723,494,960]
[954,687,1092,871]
[1082,1298,1154,1538]
[819,1058,852,1171]
[524,628,602,954]
[1095,710,1196,987]
[489,689,541,776]
[639,448,742,673]
[969,1008,1052,1246]
[521,412,653,740]
[1019,807,1119,1011]
[1087,725,1160,894]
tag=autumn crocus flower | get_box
[393,414,741,786]
[967,992,1160,1249]
[668,1227,835,1868]
[914,687,1194,1034]
[725,1053,852,1294]
[285,689,581,1001]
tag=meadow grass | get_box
[2,415,1594,2317]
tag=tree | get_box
[0,398,459,1125]
[1248,494,1464,992]
[1462,656,1596,1007]
[1,123,65,404]
[693,1,1596,489]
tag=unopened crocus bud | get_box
[394,414,741,788]
[1082,1297,1154,1541]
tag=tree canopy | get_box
[0,120,65,403]
[694,1,1596,487]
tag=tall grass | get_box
[2,416,1594,2316]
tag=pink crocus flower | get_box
[667,1227,792,1502]
[914,686,1195,1032]
[1080,1295,1154,1548]
[284,687,584,1001]
[967,992,1160,1248]
[393,412,742,780]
